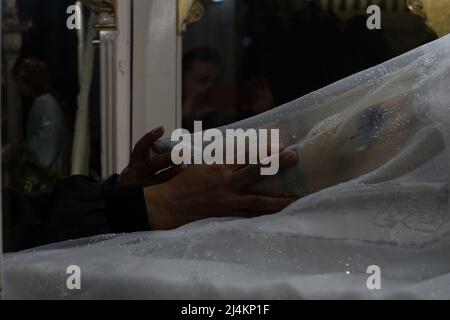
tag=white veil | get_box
[4,35,450,300]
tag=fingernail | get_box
[281,151,298,163]
[152,126,164,135]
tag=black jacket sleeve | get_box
[2,175,149,253]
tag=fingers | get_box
[279,150,298,170]
[232,150,298,188]
[129,152,175,182]
[131,127,165,162]
[207,195,297,220]
[230,142,286,171]
[152,165,185,184]
[128,165,184,187]
[146,152,174,173]
[232,163,263,186]
[151,143,163,155]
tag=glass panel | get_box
[1,0,102,192]
[181,0,438,132]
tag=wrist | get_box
[104,184,149,233]
[144,182,173,230]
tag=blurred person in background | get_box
[2,57,72,192]
[182,47,223,131]
[182,47,275,131]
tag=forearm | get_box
[2,176,150,253]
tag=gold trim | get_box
[82,0,115,15]
[81,0,117,30]
[178,0,204,35]
[407,0,426,18]
[408,0,450,37]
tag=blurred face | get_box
[15,75,34,98]
[183,60,219,100]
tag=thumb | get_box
[131,127,165,162]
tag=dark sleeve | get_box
[2,175,149,253]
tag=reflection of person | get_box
[238,78,274,119]
[13,57,71,176]
[3,127,298,252]
[182,47,221,131]
[182,47,276,130]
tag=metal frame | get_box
[0,0,3,299]
[99,29,118,176]
[115,0,132,174]
[132,0,181,146]
[80,0,132,177]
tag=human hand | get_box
[143,150,299,230]
[117,127,183,187]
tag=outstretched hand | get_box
[117,127,183,187]
[144,150,299,230]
